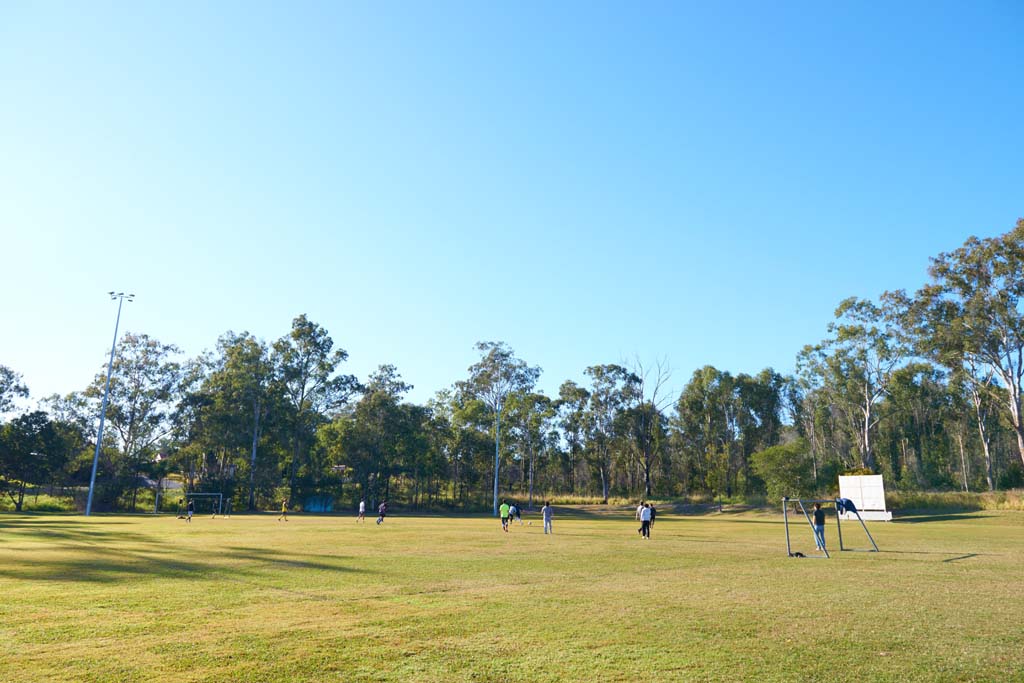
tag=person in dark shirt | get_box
[812,503,826,551]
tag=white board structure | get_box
[838,475,892,521]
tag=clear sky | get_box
[2,1,1022,407]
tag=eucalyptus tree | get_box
[797,297,907,471]
[272,315,360,498]
[911,220,1024,469]
[84,333,185,508]
[319,365,429,505]
[458,342,540,515]
[506,391,556,509]
[584,364,639,503]
[623,358,672,498]
[672,366,738,497]
[0,365,28,415]
[0,411,80,511]
[556,380,591,494]
[188,332,279,509]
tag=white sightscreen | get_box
[838,475,888,511]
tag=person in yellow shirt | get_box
[278,499,289,522]
[499,500,510,532]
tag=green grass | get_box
[1,506,1022,682]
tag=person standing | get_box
[649,505,657,528]
[640,503,652,539]
[278,499,289,522]
[499,500,511,532]
[541,501,553,535]
[812,502,826,551]
[186,498,194,523]
[636,501,645,535]
[376,500,388,525]
[358,499,366,523]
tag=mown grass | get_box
[1,506,1022,682]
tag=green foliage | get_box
[750,438,814,501]
[997,462,1024,490]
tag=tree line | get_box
[2,220,1023,512]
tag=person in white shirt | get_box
[541,501,554,534]
[636,501,645,535]
[357,499,366,523]
[640,503,652,539]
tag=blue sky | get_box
[1,1,1022,406]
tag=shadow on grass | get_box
[893,512,994,524]
[0,516,158,545]
[0,528,367,584]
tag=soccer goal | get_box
[782,497,879,559]
[186,493,223,517]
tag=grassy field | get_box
[1,506,1022,682]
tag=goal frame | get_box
[186,492,223,517]
[782,497,879,559]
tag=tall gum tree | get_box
[797,297,907,472]
[0,365,29,415]
[912,220,1024,469]
[272,315,360,499]
[458,342,540,515]
[584,364,639,503]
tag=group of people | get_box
[355,499,388,524]
[498,499,555,534]
[635,501,657,539]
[498,500,525,531]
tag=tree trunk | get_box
[248,399,260,510]
[956,432,969,492]
[862,403,876,471]
[600,457,609,504]
[971,388,995,491]
[528,440,535,510]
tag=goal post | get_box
[782,497,879,558]
[185,493,223,517]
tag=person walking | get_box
[278,499,289,522]
[649,505,657,528]
[541,501,554,535]
[499,500,511,532]
[186,498,194,523]
[636,501,645,535]
[358,499,366,523]
[376,500,388,525]
[514,502,523,526]
[812,502,826,551]
[639,503,652,539]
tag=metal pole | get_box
[836,502,846,551]
[799,500,828,558]
[783,497,792,557]
[856,510,879,551]
[86,293,130,516]
[492,403,501,516]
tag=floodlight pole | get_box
[85,292,133,516]
[493,402,501,517]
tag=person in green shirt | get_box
[499,500,510,532]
